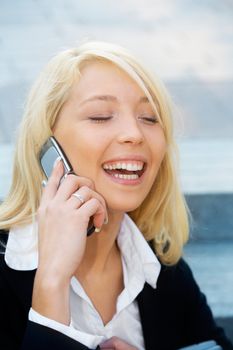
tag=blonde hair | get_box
[0,41,189,265]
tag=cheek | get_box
[151,131,167,164]
[158,141,167,164]
[53,123,111,179]
[65,136,108,178]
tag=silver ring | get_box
[72,193,85,204]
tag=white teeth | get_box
[113,173,139,179]
[103,162,144,171]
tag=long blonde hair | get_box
[0,41,189,265]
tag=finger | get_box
[68,186,107,215]
[54,174,95,202]
[77,198,106,230]
[40,158,64,206]
[100,337,137,350]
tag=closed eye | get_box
[88,116,113,123]
[88,114,158,124]
[138,114,158,124]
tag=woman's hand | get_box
[32,158,107,324]
[100,337,138,350]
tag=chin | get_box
[106,199,143,214]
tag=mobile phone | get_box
[39,136,95,236]
[39,136,73,179]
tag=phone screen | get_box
[39,136,73,179]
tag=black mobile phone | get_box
[39,136,95,236]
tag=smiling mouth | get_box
[102,161,146,180]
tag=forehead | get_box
[70,61,148,101]
[80,60,135,82]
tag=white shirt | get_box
[5,214,161,349]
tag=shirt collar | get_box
[5,220,38,270]
[5,214,160,289]
[118,214,160,289]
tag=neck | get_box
[76,212,124,277]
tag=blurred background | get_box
[0,0,232,339]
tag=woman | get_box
[0,41,232,350]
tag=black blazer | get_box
[0,230,232,350]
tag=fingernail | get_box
[95,227,102,233]
[53,156,61,168]
[104,217,108,225]
[41,180,47,188]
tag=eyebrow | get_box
[79,95,150,106]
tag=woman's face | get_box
[53,61,167,214]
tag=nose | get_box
[117,115,144,145]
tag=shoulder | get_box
[0,228,35,305]
[160,257,194,279]
[156,257,201,300]
[145,241,200,304]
